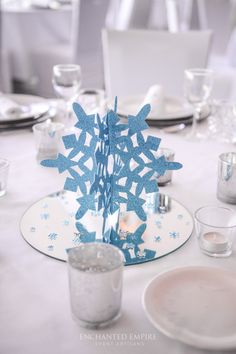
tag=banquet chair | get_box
[102,29,212,98]
[0,5,11,93]
[105,0,152,30]
[165,0,194,32]
[202,0,233,55]
[208,27,236,101]
[30,0,109,97]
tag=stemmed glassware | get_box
[52,64,82,126]
[184,68,213,139]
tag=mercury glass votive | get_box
[194,206,236,257]
[156,148,175,185]
[67,243,124,329]
[217,152,236,204]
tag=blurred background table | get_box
[2,0,236,98]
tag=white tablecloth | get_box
[1,122,236,354]
[2,2,72,81]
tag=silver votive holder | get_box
[67,243,124,329]
[217,152,236,204]
[156,148,175,185]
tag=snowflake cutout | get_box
[40,213,50,220]
[47,245,54,251]
[48,232,58,240]
[154,236,161,242]
[41,99,182,263]
[72,232,82,245]
[155,220,162,229]
[169,231,180,239]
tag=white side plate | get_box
[143,266,236,350]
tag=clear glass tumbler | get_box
[184,68,213,139]
[68,243,124,328]
[52,64,82,125]
[195,206,236,257]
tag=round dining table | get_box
[1,114,236,354]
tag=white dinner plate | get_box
[0,94,50,123]
[142,266,236,350]
[0,114,52,131]
[112,95,193,121]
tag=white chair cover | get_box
[102,29,212,98]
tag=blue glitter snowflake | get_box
[155,220,162,229]
[40,213,50,220]
[169,231,180,239]
[41,99,182,262]
[154,236,161,242]
[72,233,81,245]
[48,233,58,240]
[47,245,54,251]
[110,223,156,264]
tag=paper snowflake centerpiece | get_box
[41,98,182,262]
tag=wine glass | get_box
[184,68,213,139]
[52,64,82,126]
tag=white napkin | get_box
[30,0,60,9]
[0,95,24,119]
[142,85,165,114]
[30,0,49,7]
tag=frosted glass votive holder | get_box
[33,120,64,162]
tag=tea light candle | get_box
[202,232,228,253]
